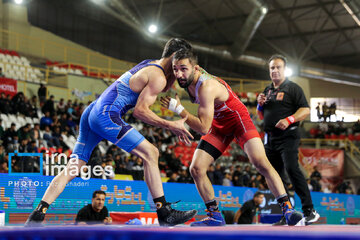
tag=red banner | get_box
[0,78,17,96]
[299,148,344,190]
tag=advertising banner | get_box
[299,148,344,189]
[0,78,17,96]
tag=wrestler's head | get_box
[162,38,192,58]
[172,49,198,88]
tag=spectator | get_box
[38,84,47,107]
[177,166,192,183]
[3,123,18,150]
[75,190,112,225]
[42,95,55,116]
[167,172,178,183]
[40,111,53,130]
[207,164,215,184]
[57,98,66,115]
[0,161,8,173]
[232,165,244,186]
[222,171,233,187]
[213,163,224,186]
[131,157,144,180]
[0,92,10,114]
[0,119,4,140]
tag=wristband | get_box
[168,98,184,115]
[175,105,184,115]
[257,104,264,112]
[286,115,295,125]
[168,98,177,112]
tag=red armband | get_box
[286,115,295,125]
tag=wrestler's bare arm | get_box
[133,69,193,141]
[179,82,216,135]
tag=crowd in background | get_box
[0,86,359,195]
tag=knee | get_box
[141,145,159,165]
[250,154,271,175]
[189,164,206,179]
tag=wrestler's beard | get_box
[177,70,195,88]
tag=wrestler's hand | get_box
[169,115,193,144]
[160,94,183,115]
[257,93,267,106]
[160,95,172,109]
[275,118,290,130]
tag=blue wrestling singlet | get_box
[72,59,165,162]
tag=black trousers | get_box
[264,132,314,212]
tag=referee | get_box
[256,54,319,225]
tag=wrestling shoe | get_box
[273,215,287,226]
[304,209,320,225]
[190,210,225,227]
[285,209,305,226]
[157,202,198,226]
[24,209,45,227]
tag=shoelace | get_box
[165,200,192,218]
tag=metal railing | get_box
[0,28,135,75]
[301,138,360,159]
[1,28,269,90]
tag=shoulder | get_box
[286,80,302,90]
[78,204,91,213]
[146,68,167,87]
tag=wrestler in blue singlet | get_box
[72,60,165,162]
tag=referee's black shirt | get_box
[262,79,309,135]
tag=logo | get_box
[42,207,48,214]
[155,202,163,209]
[13,177,36,209]
[243,189,254,203]
[8,151,43,176]
[8,151,113,180]
[276,92,284,101]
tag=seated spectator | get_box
[177,166,192,183]
[18,124,31,142]
[131,157,144,180]
[43,126,54,147]
[57,98,66,115]
[40,111,53,130]
[222,171,233,186]
[75,190,112,225]
[232,165,244,186]
[42,95,55,116]
[3,123,18,150]
[167,172,178,183]
[0,119,4,140]
[0,92,11,114]
[0,161,8,173]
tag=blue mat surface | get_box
[0,225,359,240]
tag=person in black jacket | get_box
[257,54,319,225]
[75,190,112,225]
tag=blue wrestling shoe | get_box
[190,210,225,227]
[282,202,305,226]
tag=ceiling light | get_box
[14,0,23,4]
[148,24,158,34]
[285,67,293,77]
[261,7,268,14]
